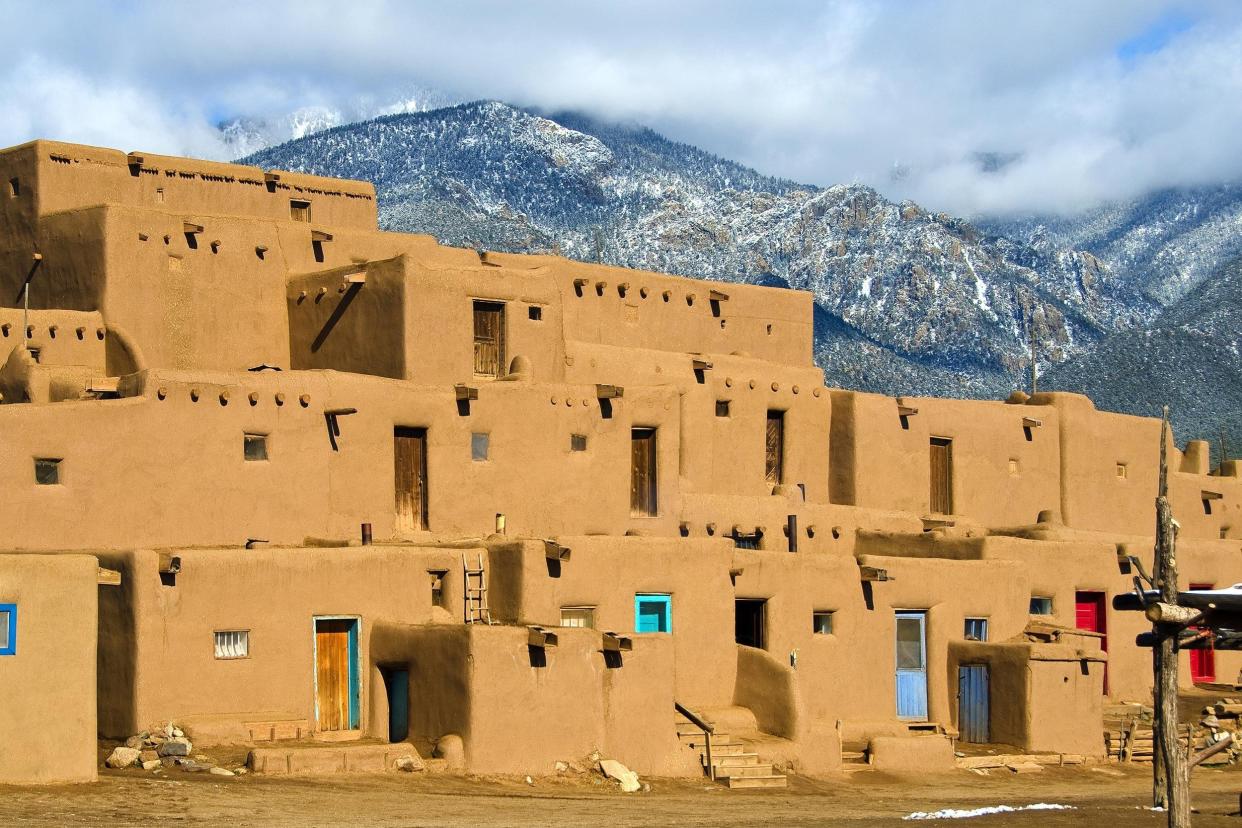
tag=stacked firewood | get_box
[1105,702,1240,766]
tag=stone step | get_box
[678,729,731,742]
[841,751,868,763]
[714,762,777,779]
[705,752,761,767]
[248,742,422,775]
[725,773,787,789]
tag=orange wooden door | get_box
[315,619,352,731]
[394,427,428,531]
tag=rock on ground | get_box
[105,747,141,769]
[598,759,641,793]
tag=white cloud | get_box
[2,0,1240,216]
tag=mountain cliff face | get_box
[240,101,1236,448]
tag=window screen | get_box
[560,606,595,628]
[471,432,490,461]
[243,434,268,461]
[895,616,925,669]
[213,630,249,659]
[813,611,834,635]
[0,605,14,655]
[570,434,588,452]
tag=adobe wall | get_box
[0,554,98,783]
[0,369,685,549]
[95,545,458,742]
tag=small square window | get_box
[812,611,834,635]
[715,400,731,417]
[213,630,249,659]
[244,433,268,461]
[471,432,490,461]
[561,606,596,628]
[290,199,311,222]
[528,305,543,321]
[1008,459,1019,475]
[964,617,989,641]
[34,458,60,485]
[570,434,588,452]
[154,188,165,204]
[1116,463,1128,479]
[428,569,449,608]
[8,177,19,197]
[1029,596,1053,616]
[0,604,15,655]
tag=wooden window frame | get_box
[812,610,835,635]
[290,199,312,222]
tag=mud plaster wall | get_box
[0,554,98,783]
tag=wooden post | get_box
[1152,407,1190,827]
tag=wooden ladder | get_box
[463,552,494,625]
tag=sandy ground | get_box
[3,761,1242,827]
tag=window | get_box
[213,630,249,659]
[0,604,15,655]
[154,187,165,204]
[930,437,953,514]
[765,410,784,483]
[715,400,731,417]
[34,458,60,485]
[813,611,835,635]
[290,199,311,222]
[1008,459,1019,476]
[528,305,543,321]
[1116,463,1128,480]
[1029,596,1053,616]
[1203,492,1221,516]
[735,600,766,649]
[472,300,506,378]
[570,434,588,452]
[471,432,490,461]
[964,617,989,641]
[8,177,18,197]
[560,606,595,628]
[27,347,41,363]
[428,569,449,608]
[635,593,671,633]
[243,433,268,461]
[630,428,658,517]
[731,529,763,550]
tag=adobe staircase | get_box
[675,707,787,789]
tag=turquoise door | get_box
[896,611,928,720]
[635,594,672,633]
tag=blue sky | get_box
[1,0,1240,217]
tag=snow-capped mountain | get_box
[239,101,1237,448]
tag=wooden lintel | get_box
[325,407,358,417]
[602,632,633,652]
[157,553,181,575]
[126,153,145,167]
[709,289,729,302]
[692,358,713,371]
[595,383,624,399]
[97,567,122,586]
[1022,416,1043,428]
[729,567,745,579]
[455,384,479,401]
[860,565,891,582]
[1202,491,1223,501]
[898,405,919,417]
[573,278,588,288]
[264,171,281,184]
[182,222,203,234]
[528,626,559,649]
[344,271,366,285]
[311,230,334,242]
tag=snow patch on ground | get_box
[903,803,1075,820]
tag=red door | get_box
[1190,584,1216,683]
[1075,591,1108,694]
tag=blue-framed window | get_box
[635,593,671,633]
[0,604,16,656]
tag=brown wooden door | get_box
[473,301,505,378]
[315,619,354,731]
[765,410,785,484]
[929,437,953,514]
[631,428,657,517]
[394,427,428,531]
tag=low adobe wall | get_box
[0,553,98,784]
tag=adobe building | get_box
[0,139,1238,786]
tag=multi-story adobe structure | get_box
[0,140,1238,785]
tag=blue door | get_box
[381,666,409,743]
[635,594,672,633]
[896,611,928,720]
[958,664,990,743]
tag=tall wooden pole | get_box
[1153,407,1190,826]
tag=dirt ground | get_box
[3,761,1242,827]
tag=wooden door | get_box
[958,664,990,743]
[394,427,428,531]
[473,301,505,378]
[631,428,657,517]
[315,618,359,732]
[1190,583,1216,682]
[929,437,953,514]
[1074,591,1108,694]
[765,410,785,484]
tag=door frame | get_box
[1074,591,1108,694]
[634,593,672,633]
[312,615,363,732]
